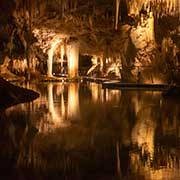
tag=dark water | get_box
[0,82,180,180]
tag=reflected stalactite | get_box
[48,83,64,126]
[132,108,156,160]
[67,83,79,120]
[130,92,161,163]
[88,83,121,103]
[116,141,122,178]
[89,83,99,102]
[104,89,121,103]
[61,93,65,119]
[89,83,104,102]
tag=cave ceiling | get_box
[32,0,180,56]
[1,0,180,57]
[31,0,130,56]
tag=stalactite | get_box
[58,0,62,17]
[129,0,180,16]
[115,0,120,30]
[74,0,77,10]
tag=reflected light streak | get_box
[90,83,99,102]
[48,83,63,126]
[132,108,156,159]
[107,89,121,102]
[89,83,104,102]
[67,83,79,119]
[61,93,65,119]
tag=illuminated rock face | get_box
[33,28,81,79]
[131,13,155,49]
[130,11,157,82]
[28,0,180,82]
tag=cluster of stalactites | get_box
[14,0,79,23]
[129,0,180,17]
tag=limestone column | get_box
[67,41,79,78]
[60,43,65,68]
[48,39,62,77]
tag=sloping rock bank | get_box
[0,77,39,109]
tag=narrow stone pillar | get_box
[48,39,62,77]
[60,43,65,67]
[67,41,79,78]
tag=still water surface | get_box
[1,82,180,180]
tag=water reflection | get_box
[68,83,79,119]
[88,82,121,104]
[0,82,180,179]
[48,83,64,125]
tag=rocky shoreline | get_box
[0,77,39,110]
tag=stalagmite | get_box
[67,40,79,78]
[115,0,120,30]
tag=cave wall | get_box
[0,0,46,79]
[30,0,180,83]
[1,0,180,82]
